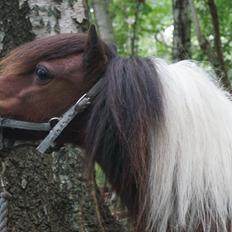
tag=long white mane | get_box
[148,59,232,231]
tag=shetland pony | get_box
[0,26,232,232]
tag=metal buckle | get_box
[49,117,60,128]
[74,94,91,112]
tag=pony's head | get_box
[0,26,112,123]
[0,26,164,231]
[4,24,230,232]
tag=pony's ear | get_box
[84,25,106,72]
[87,25,99,47]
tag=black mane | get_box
[85,56,164,230]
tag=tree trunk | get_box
[189,0,231,91]
[0,0,89,56]
[0,1,125,231]
[172,0,191,61]
[1,146,125,232]
[91,0,114,44]
[130,1,142,57]
[206,0,230,90]
[0,0,35,57]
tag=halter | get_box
[0,78,103,154]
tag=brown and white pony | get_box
[0,26,232,232]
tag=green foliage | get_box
[107,0,231,77]
[95,163,106,188]
[109,0,173,57]
[193,0,232,77]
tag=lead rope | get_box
[0,162,11,232]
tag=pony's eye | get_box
[35,65,51,82]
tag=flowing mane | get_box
[87,56,232,231]
[86,57,164,230]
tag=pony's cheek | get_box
[0,97,21,115]
[0,96,48,122]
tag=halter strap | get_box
[0,118,51,131]
[0,78,104,154]
[37,78,104,153]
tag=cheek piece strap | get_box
[0,78,104,154]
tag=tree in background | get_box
[91,0,114,44]
[0,0,89,57]
[106,0,173,57]
[189,0,231,90]
[103,0,231,81]
[0,1,125,231]
[172,0,191,60]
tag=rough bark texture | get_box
[92,0,114,44]
[0,0,35,57]
[0,1,126,231]
[0,0,89,56]
[172,0,191,61]
[0,146,125,232]
[26,0,89,36]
